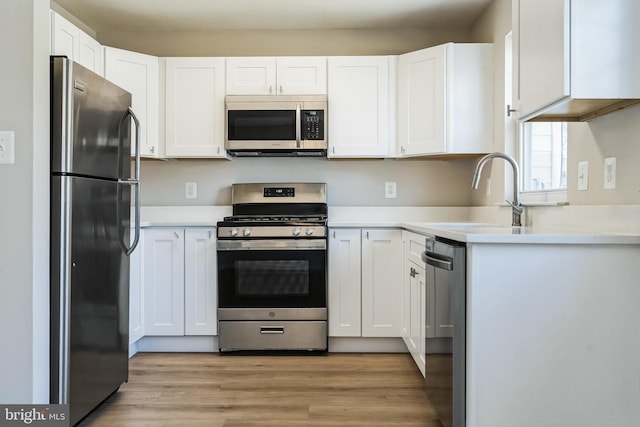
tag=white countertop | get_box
[139,205,640,245]
[398,222,640,245]
[140,206,231,227]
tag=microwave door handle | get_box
[295,103,302,148]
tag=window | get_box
[521,122,568,191]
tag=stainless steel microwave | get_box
[225,95,327,157]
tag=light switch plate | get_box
[577,161,589,191]
[0,131,15,164]
[604,157,616,189]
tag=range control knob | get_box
[243,228,251,237]
[305,227,314,236]
[292,227,301,236]
[230,228,238,237]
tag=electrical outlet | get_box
[0,131,15,164]
[577,161,589,191]
[185,182,197,199]
[604,157,616,190]
[385,182,397,199]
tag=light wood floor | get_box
[79,352,442,427]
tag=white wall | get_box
[98,28,471,57]
[140,157,477,207]
[0,0,50,403]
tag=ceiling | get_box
[53,0,493,33]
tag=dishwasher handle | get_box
[422,251,454,271]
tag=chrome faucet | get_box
[472,152,523,227]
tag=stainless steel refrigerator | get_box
[50,56,141,426]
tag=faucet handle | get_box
[505,200,524,214]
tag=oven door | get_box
[217,239,327,311]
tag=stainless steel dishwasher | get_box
[422,235,466,427]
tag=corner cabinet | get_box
[327,56,396,158]
[164,57,227,158]
[328,228,402,337]
[50,11,103,76]
[397,43,493,157]
[143,228,217,336]
[226,57,327,95]
[104,47,161,158]
[514,0,640,121]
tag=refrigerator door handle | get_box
[123,107,141,181]
[118,108,141,256]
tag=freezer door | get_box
[50,175,130,425]
[51,56,132,180]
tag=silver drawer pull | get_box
[260,327,284,334]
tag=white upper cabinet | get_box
[104,47,161,158]
[226,57,326,95]
[327,56,395,158]
[515,0,640,121]
[165,57,227,158]
[50,11,104,76]
[397,43,493,157]
[276,57,327,95]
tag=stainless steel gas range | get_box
[217,183,328,352]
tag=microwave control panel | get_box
[302,110,324,140]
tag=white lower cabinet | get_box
[183,229,218,335]
[329,228,402,338]
[129,233,144,344]
[402,230,455,376]
[402,231,427,375]
[143,227,217,336]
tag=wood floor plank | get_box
[79,352,440,427]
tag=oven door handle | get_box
[217,239,327,251]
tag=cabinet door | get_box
[226,57,277,95]
[143,228,184,335]
[407,260,426,375]
[328,229,362,337]
[184,229,217,335]
[327,56,392,158]
[51,12,104,76]
[104,47,160,158]
[401,235,411,343]
[77,32,103,76]
[361,229,402,337]
[398,45,446,156]
[165,57,226,157]
[517,0,569,117]
[51,12,78,59]
[129,231,144,344]
[277,57,327,95]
